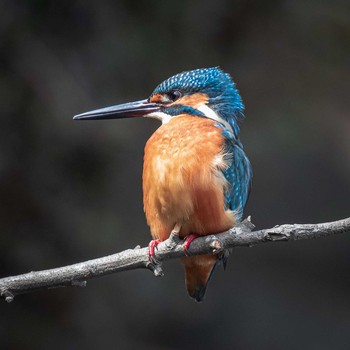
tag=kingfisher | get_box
[74,67,252,302]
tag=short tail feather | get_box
[182,251,230,302]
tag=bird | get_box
[74,67,252,302]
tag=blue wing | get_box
[218,127,252,220]
[223,140,252,219]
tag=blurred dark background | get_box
[1,0,349,349]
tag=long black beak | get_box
[73,99,161,120]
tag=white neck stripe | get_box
[197,104,234,135]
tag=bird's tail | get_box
[181,254,220,302]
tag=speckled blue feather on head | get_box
[153,67,245,136]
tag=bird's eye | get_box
[167,90,182,102]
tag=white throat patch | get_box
[146,111,172,124]
[146,104,235,136]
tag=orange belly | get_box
[143,115,236,241]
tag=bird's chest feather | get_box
[143,116,235,239]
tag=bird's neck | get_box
[197,104,235,136]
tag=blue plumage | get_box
[223,139,252,219]
[164,104,205,117]
[213,122,251,219]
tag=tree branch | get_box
[1,217,349,302]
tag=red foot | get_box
[148,239,161,260]
[183,234,199,253]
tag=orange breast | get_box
[143,115,236,241]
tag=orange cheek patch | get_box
[149,94,164,103]
[173,93,208,108]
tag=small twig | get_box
[0,217,349,302]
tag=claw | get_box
[183,234,198,254]
[148,239,161,262]
[147,239,164,276]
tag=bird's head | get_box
[74,67,244,136]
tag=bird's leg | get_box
[147,238,164,277]
[165,223,182,249]
[147,223,182,271]
[183,234,199,254]
[147,238,166,277]
[148,239,161,262]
